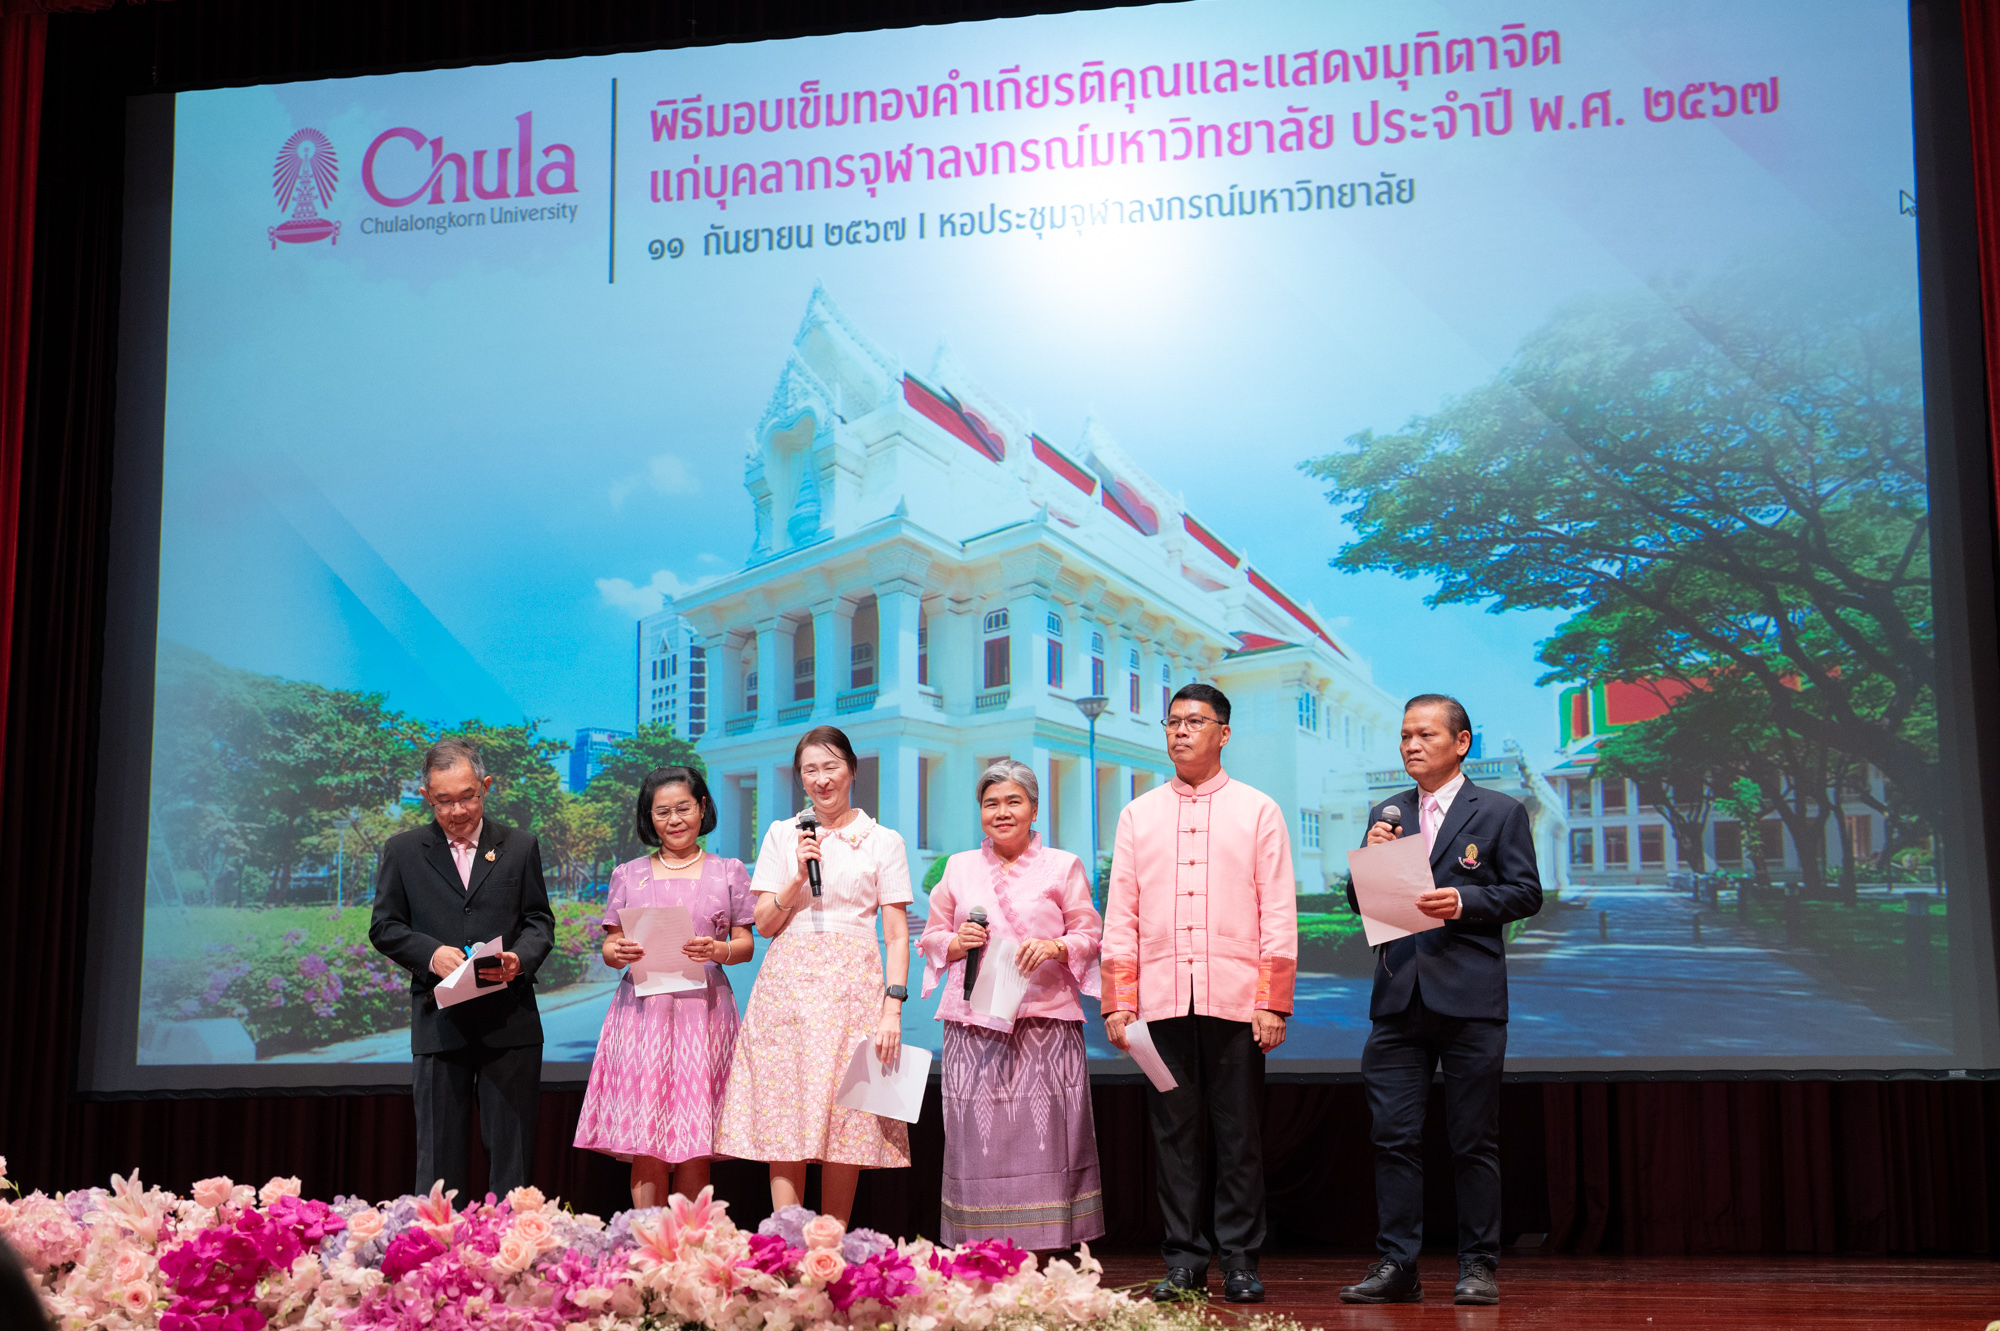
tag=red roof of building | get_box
[903,375,1003,463]
[1031,434,1096,495]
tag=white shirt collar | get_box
[1419,771,1467,819]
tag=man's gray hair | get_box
[975,759,1040,808]
[421,737,487,786]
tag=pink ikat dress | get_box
[572,852,755,1164]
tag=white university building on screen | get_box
[637,285,1449,894]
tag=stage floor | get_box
[1092,1252,2000,1328]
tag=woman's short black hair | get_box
[635,764,718,845]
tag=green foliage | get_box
[922,853,952,892]
[139,907,408,1056]
[140,900,604,1055]
[1295,912,1373,977]
[151,644,429,902]
[1303,256,1935,824]
[448,718,569,834]
[579,723,708,868]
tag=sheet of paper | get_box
[1122,1020,1178,1093]
[967,938,1031,1022]
[833,1037,933,1123]
[435,935,506,1008]
[620,905,708,996]
[1347,833,1446,947]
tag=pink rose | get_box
[491,1236,535,1276]
[802,1214,846,1250]
[258,1175,302,1205]
[112,1250,149,1284]
[116,1281,154,1313]
[191,1176,235,1210]
[504,1186,546,1214]
[510,1211,556,1252]
[800,1248,847,1284]
[345,1209,384,1244]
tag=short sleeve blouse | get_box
[600,852,755,986]
[750,810,913,941]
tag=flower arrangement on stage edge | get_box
[0,1157,1315,1331]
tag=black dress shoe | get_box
[1223,1269,1264,1303]
[1339,1258,1423,1304]
[1149,1267,1206,1302]
[1455,1256,1499,1305]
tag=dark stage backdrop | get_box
[4,0,2000,1257]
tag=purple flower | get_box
[282,929,306,946]
[841,1226,894,1263]
[757,1203,814,1250]
[299,954,330,980]
[605,1206,661,1251]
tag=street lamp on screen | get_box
[1075,695,1110,884]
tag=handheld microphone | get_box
[1377,805,1402,834]
[962,906,988,999]
[796,815,822,896]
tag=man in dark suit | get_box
[1340,694,1542,1307]
[370,737,554,1198]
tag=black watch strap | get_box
[884,984,908,1000]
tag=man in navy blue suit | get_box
[1340,695,1542,1307]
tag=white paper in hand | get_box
[967,938,1031,1022]
[1347,833,1446,946]
[1122,1020,1178,1092]
[435,936,507,1009]
[833,1037,932,1123]
[620,905,708,996]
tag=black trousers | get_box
[1362,993,1506,1266]
[412,1042,541,1199]
[1145,1010,1266,1273]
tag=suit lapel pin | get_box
[484,849,497,861]
[1458,842,1480,870]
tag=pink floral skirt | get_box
[715,931,910,1168]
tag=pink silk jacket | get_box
[1102,769,1298,1023]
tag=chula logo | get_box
[269,129,340,248]
[361,112,578,207]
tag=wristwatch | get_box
[884,984,908,1001]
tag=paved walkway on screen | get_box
[1501,883,1947,1058]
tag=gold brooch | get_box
[484,849,497,862]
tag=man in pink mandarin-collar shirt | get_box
[1103,683,1297,1306]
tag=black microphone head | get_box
[796,814,818,835]
[968,906,988,926]
[1379,805,1402,827]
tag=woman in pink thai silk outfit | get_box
[919,759,1106,1253]
[573,764,755,1207]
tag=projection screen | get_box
[79,0,2000,1092]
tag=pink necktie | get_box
[450,840,475,889]
[1420,795,1441,854]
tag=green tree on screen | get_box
[1303,257,1934,877]
[580,723,708,869]
[445,718,569,834]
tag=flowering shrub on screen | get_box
[0,1156,1262,1331]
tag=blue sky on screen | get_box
[156,0,1918,765]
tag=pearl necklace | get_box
[654,848,704,871]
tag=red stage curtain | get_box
[0,12,43,817]
[3,0,2000,1261]
[1967,0,2000,521]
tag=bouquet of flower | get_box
[0,1156,1265,1331]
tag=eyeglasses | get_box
[430,792,483,811]
[1161,716,1216,734]
[653,802,700,820]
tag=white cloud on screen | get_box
[595,568,719,617]
[609,454,702,508]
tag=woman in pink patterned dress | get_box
[715,725,912,1223]
[919,759,1105,1252]
[574,765,755,1207]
